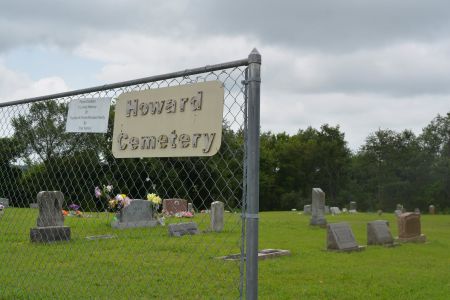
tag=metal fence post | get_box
[246,48,261,300]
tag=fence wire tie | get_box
[243,213,259,219]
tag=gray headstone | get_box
[168,222,199,237]
[30,203,39,209]
[188,202,194,213]
[325,205,330,214]
[330,207,341,215]
[211,201,224,232]
[30,191,71,243]
[303,204,311,215]
[414,208,420,214]
[327,222,363,251]
[367,220,394,245]
[310,188,327,226]
[429,205,435,214]
[394,209,402,217]
[0,198,9,207]
[349,201,357,211]
[112,199,157,229]
[36,191,64,227]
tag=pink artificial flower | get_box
[94,186,102,198]
[182,211,194,218]
[115,194,124,201]
[122,197,131,207]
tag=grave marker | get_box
[327,222,364,252]
[310,188,327,226]
[367,220,395,246]
[163,198,188,215]
[111,199,157,229]
[168,222,199,237]
[30,191,71,243]
[303,205,311,215]
[0,198,9,208]
[397,212,426,243]
[211,201,224,232]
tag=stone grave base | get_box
[168,222,199,236]
[327,245,366,253]
[217,249,291,261]
[111,220,158,229]
[86,234,117,240]
[396,234,426,243]
[30,226,71,243]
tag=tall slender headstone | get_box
[30,191,71,243]
[310,188,327,226]
[349,201,357,213]
[211,201,224,232]
[429,205,435,215]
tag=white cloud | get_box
[0,63,69,102]
[261,90,450,150]
[75,33,257,82]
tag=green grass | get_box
[0,209,449,299]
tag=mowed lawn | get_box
[0,209,449,299]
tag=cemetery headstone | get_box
[367,220,395,246]
[303,205,311,215]
[168,222,199,237]
[111,199,157,229]
[429,205,435,215]
[349,201,357,212]
[310,188,327,226]
[30,203,38,209]
[30,191,71,243]
[0,198,9,208]
[397,212,426,243]
[210,201,224,232]
[377,209,383,216]
[188,202,194,213]
[325,205,330,214]
[330,207,341,215]
[163,198,188,215]
[414,208,420,214]
[327,222,364,252]
[394,209,402,217]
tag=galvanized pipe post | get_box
[246,48,261,300]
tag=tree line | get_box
[0,100,449,213]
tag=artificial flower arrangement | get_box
[147,193,165,225]
[68,203,83,217]
[94,184,131,213]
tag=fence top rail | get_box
[0,58,249,108]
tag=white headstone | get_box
[211,201,224,232]
[310,188,327,226]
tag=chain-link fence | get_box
[0,52,260,299]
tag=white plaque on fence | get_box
[112,81,224,158]
[66,97,111,133]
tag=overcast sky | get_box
[1,0,450,150]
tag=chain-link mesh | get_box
[0,63,248,299]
